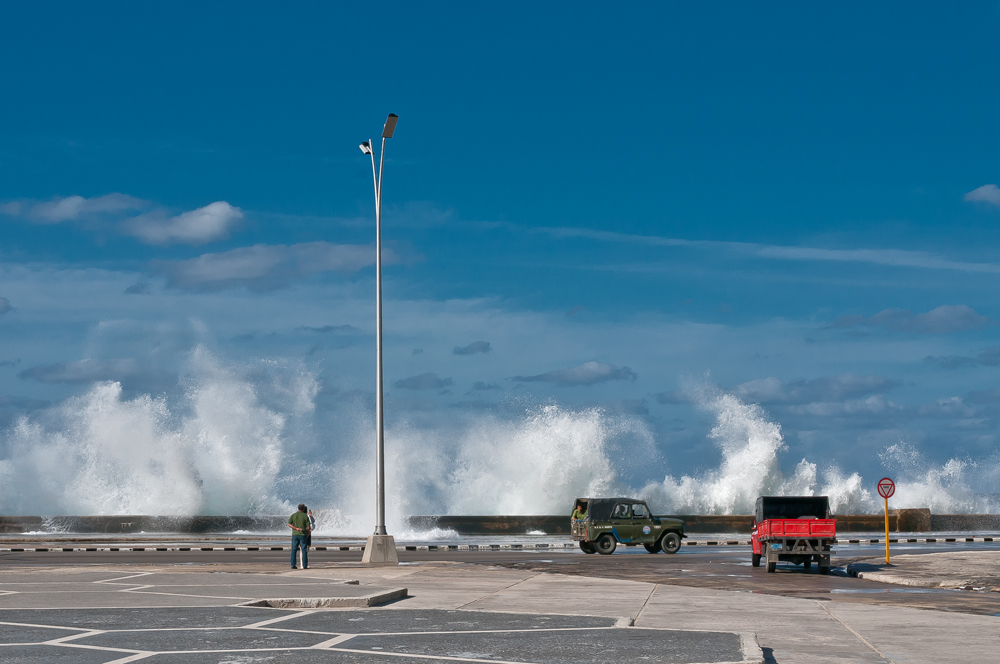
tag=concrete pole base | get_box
[361,534,399,565]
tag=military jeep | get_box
[571,497,686,555]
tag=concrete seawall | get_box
[1,509,996,534]
[0,515,287,534]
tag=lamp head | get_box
[381,113,398,139]
[359,141,373,155]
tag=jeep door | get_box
[631,502,655,542]
[610,502,635,542]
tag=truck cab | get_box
[571,497,686,555]
[751,495,836,574]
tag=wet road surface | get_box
[1,541,998,616]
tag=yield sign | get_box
[877,477,895,499]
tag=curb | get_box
[238,587,408,608]
[739,632,765,664]
[0,536,993,553]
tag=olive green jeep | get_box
[571,497,686,555]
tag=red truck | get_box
[751,496,835,574]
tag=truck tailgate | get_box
[761,519,836,538]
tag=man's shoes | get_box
[291,566,297,570]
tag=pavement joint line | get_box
[360,626,630,637]
[455,571,541,610]
[242,609,316,628]
[634,582,659,624]
[0,619,90,631]
[252,625,353,636]
[120,589,253,600]
[103,653,156,664]
[818,601,896,664]
[94,572,154,583]
[326,645,538,664]
[311,633,356,648]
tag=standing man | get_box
[288,503,311,570]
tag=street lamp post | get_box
[359,113,399,565]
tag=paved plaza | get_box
[0,558,996,663]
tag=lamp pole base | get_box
[361,534,399,566]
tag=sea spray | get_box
[642,387,874,514]
[0,348,310,516]
[0,352,997,528]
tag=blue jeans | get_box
[291,534,308,568]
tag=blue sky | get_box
[2,3,1000,514]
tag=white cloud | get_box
[19,194,148,223]
[2,194,241,246]
[153,241,393,290]
[964,184,1000,208]
[124,201,243,245]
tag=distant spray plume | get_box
[0,355,994,533]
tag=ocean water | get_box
[0,349,996,536]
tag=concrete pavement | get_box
[848,549,1000,592]
[0,560,995,662]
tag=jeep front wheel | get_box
[660,532,682,554]
[579,541,596,554]
[595,534,617,555]
[643,542,661,553]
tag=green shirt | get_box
[289,511,310,534]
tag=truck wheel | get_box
[751,553,761,567]
[643,542,661,553]
[764,547,776,573]
[803,559,812,569]
[579,541,596,554]
[660,532,682,554]
[595,534,617,555]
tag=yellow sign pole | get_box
[883,496,890,565]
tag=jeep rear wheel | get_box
[660,532,682,554]
[643,542,661,553]
[595,534,617,555]
[579,541,596,554]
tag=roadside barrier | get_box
[0,536,994,553]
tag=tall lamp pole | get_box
[359,113,399,565]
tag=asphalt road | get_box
[2,541,998,616]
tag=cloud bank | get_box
[513,361,637,386]
[1,194,148,223]
[1,194,242,245]
[733,374,896,404]
[827,305,992,334]
[394,373,453,390]
[152,242,391,291]
[454,341,491,355]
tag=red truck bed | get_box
[756,518,836,540]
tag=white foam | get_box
[1,352,996,530]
